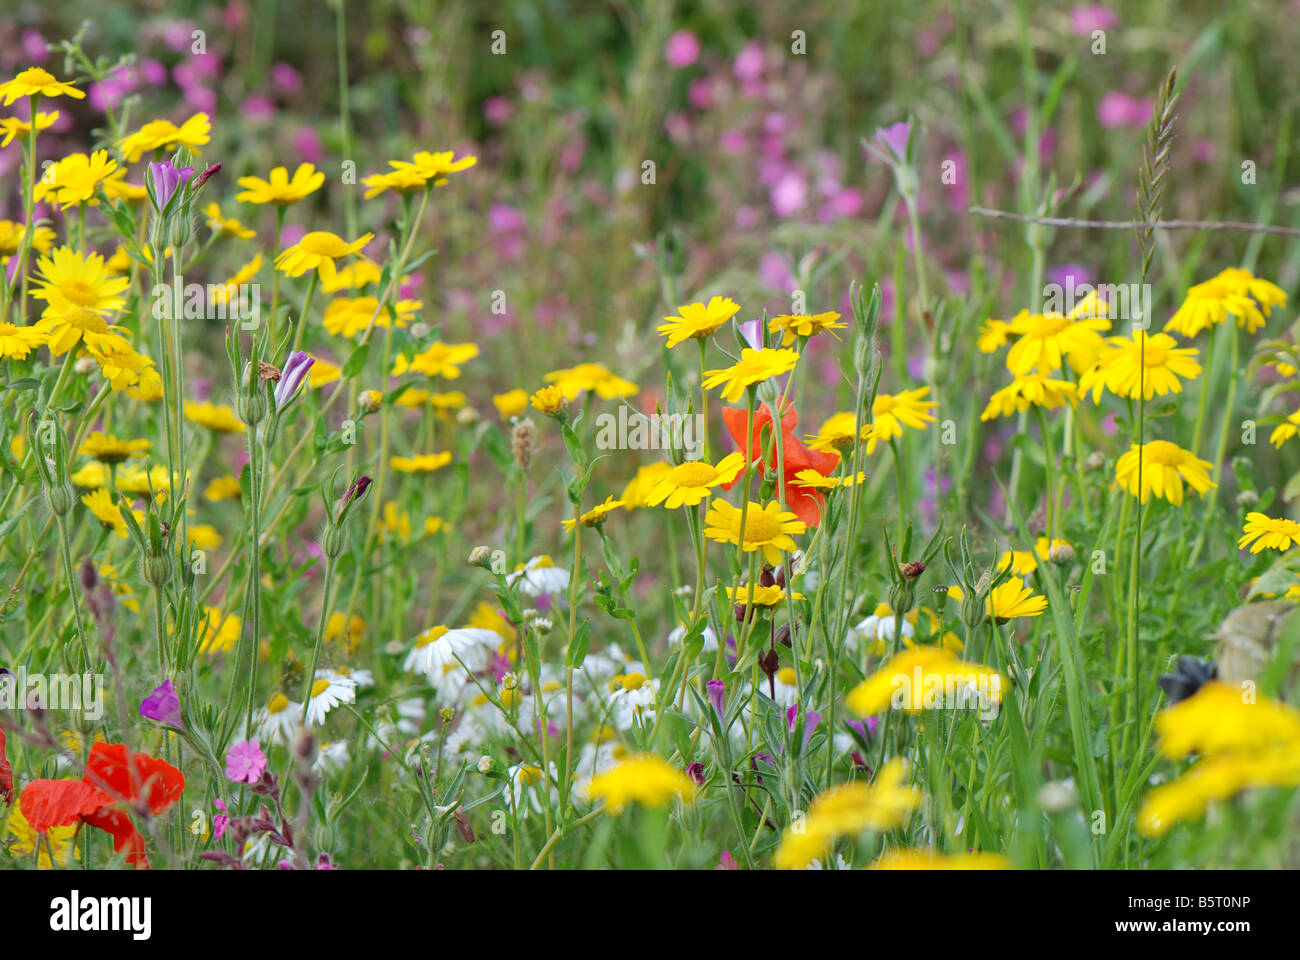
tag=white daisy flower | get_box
[848,602,913,653]
[507,555,570,597]
[256,692,303,744]
[404,626,498,680]
[668,623,718,652]
[319,665,373,688]
[314,739,350,774]
[507,760,558,816]
[305,674,357,726]
[607,671,658,730]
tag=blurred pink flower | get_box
[720,129,746,155]
[1098,91,1151,129]
[140,59,168,87]
[182,85,217,113]
[734,205,760,229]
[489,204,526,234]
[819,186,864,221]
[770,171,808,217]
[225,740,267,784]
[733,42,764,83]
[241,94,276,123]
[941,149,969,212]
[280,223,306,248]
[1070,4,1119,36]
[294,127,323,164]
[688,77,713,110]
[665,30,700,69]
[271,62,303,95]
[483,96,512,125]
[163,20,195,52]
[22,30,48,65]
[759,252,795,291]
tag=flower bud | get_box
[360,390,383,414]
[44,481,75,516]
[1048,542,1076,565]
[1236,489,1259,509]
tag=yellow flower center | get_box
[519,764,543,786]
[267,693,289,714]
[737,509,781,543]
[776,667,797,685]
[621,672,647,691]
[62,281,102,308]
[668,461,718,486]
[415,625,448,648]
[311,679,330,698]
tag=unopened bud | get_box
[360,390,383,414]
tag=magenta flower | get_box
[715,850,739,870]
[225,739,268,784]
[665,30,700,69]
[139,680,184,730]
[706,679,726,718]
[871,121,912,164]
[1070,4,1119,36]
[213,799,229,840]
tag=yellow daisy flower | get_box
[1005,308,1111,375]
[0,320,49,359]
[492,389,529,419]
[203,202,257,240]
[1238,513,1300,554]
[117,113,210,163]
[0,110,57,147]
[1113,440,1215,506]
[275,231,374,283]
[0,67,86,104]
[768,310,845,346]
[562,496,626,530]
[1078,331,1200,402]
[390,451,453,473]
[583,754,695,813]
[704,498,805,564]
[29,247,129,318]
[235,163,326,205]
[184,401,246,433]
[702,347,799,402]
[33,150,118,209]
[866,386,938,452]
[394,341,479,379]
[544,362,639,400]
[78,431,150,463]
[657,296,741,347]
[0,219,55,265]
[644,453,745,508]
[205,474,242,502]
[980,373,1078,420]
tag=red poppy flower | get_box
[0,729,12,805]
[20,779,111,830]
[15,743,184,869]
[721,401,840,526]
[82,742,186,869]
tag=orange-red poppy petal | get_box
[19,779,112,832]
[84,742,185,814]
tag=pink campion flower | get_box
[940,150,969,212]
[1098,90,1151,129]
[139,680,185,730]
[664,29,700,68]
[212,799,229,840]
[758,251,795,291]
[687,77,713,110]
[163,20,196,52]
[733,42,764,82]
[241,94,276,123]
[1192,138,1215,165]
[22,30,48,64]
[483,96,512,126]
[181,84,217,114]
[488,204,526,234]
[686,762,706,785]
[770,170,808,217]
[1070,4,1119,36]
[225,739,268,784]
[224,1,247,29]
[734,206,760,230]
[140,59,168,87]
[271,62,303,95]
[294,127,323,164]
[715,850,739,870]
[719,129,746,155]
